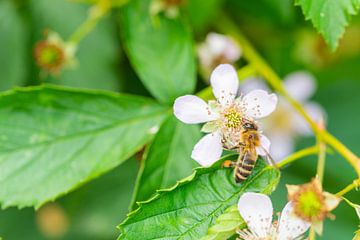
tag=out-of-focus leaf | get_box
[60,159,139,239]
[295,0,360,50]
[201,205,245,240]
[130,115,201,209]
[119,0,196,104]
[0,0,28,91]
[0,85,167,209]
[118,157,280,239]
[30,0,122,91]
[69,0,128,7]
[0,159,138,240]
[186,0,223,33]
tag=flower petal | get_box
[210,64,239,106]
[293,102,325,136]
[239,77,270,95]
[173,95,218,124]
[242,90,278,119]
[278,202,311,240]
[284,71,316,102]
[267,133,295,163]
[256,134,271,156]
[238,192,273,238]
[191,132,222,167]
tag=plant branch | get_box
[277,146,318,168]
[336,179,360,197]
[68,0,112,44]
[213,14,360,177]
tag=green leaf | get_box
[0,0,28,90]
[130,115,201,209]
[118,156,280,239]
[30,0,123,91]
[0,85,167,209]
[295,0,360,50]
[119,0,196,104]
[186,0,224,33]
[201,205,245,240]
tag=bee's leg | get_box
[222,160,237,168]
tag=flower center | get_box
[34,41,64,72]
[223,107,242,129]
[290,181,326,222]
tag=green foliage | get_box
[119,0,196,104]
[130,115,201,209]
[118,157,280,239]
[0,85,167,209]
[0,0,28,90]
[295,0,360,50]
[201,205,245,240]
[30,0,122,90]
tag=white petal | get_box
[293,102,325,136]
[173,95,218,124]
[239,77,270,95]
[210,64,239,106]
[278,202,311,240]
[191,132,222,167]
[268,133,295,163]
[207,33,229,56]
[284,71,316,102]
[256,134,271,156]
[242,90,278,119]
[238,192,273,238]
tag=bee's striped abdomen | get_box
[234,153,256,183]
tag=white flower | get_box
[241,71,325,162]
[173,64,278,167]
[198,33,242,77]
[237,192,310,240]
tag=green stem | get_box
[213,14,360,177]
[68,0,111,45]
[277,146,318,168]
[316,121,327,183]
[336,179,360,197]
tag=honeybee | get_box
[223,119,275,183]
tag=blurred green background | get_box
[0,0,359,239]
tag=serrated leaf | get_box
[295,0,360,50]
[130,115,201,209]
[0,85,167,209]
[118,156,280,239]
[119,0,196,104]
[0,0,28,90]
[201,205,245,240]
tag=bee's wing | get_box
[258,146,278,168]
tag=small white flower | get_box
[173,64,278,167]
[198,33,242,77]
[241,71,325,162]
[237,192,310,240]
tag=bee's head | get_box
[242,120,258,131]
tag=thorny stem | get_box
[68,0,112,45]
[277,146,318,169]
[336,179,360,197]
[212,14,360,177]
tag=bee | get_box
[223,119,275,183]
